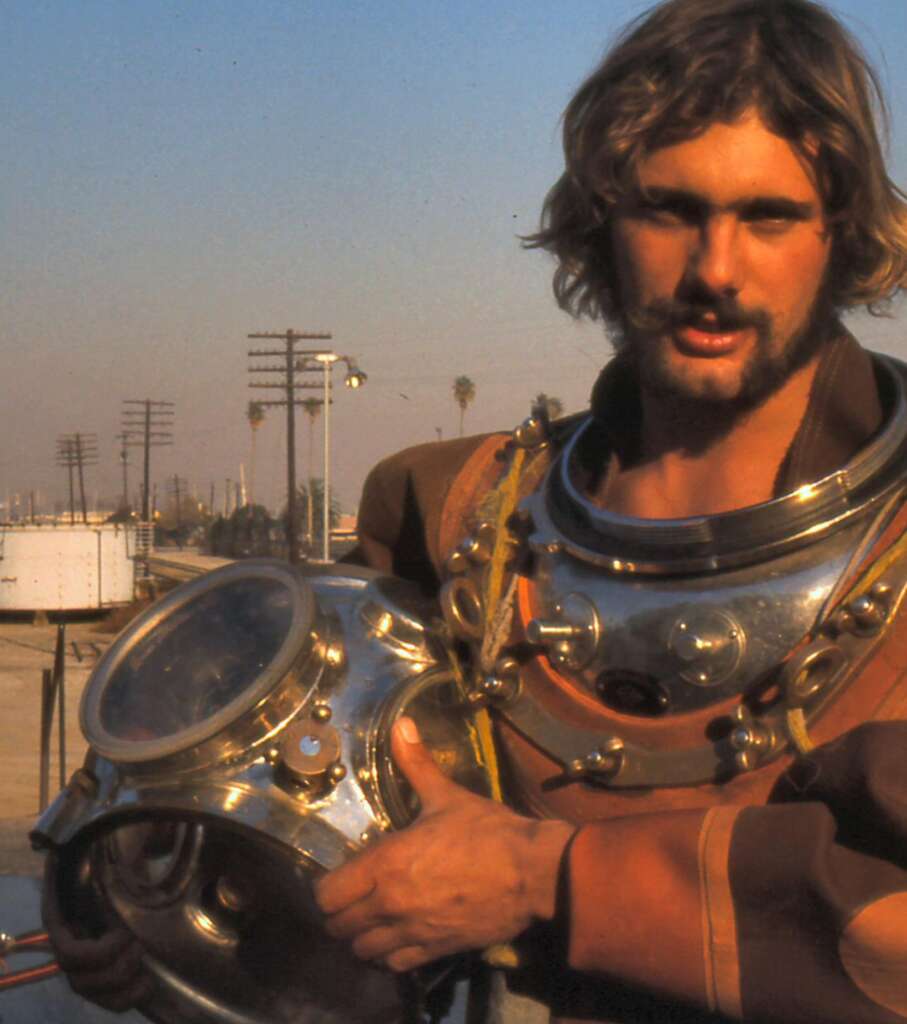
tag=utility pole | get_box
[115,433,131,512]
[248,329,332,564]
[121,400,174,522]
[58,445,75,525]
[122,399,174,577]
[167,475,186,525]
[56,433,98,524]
[167,475,187,546]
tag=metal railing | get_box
[38,625,66,813]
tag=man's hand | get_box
[314,717,574,972]
[42,852,154,1013]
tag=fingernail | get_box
[397,716,419,743]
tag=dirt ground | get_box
[0,555,215,873]
[0,617,113,826]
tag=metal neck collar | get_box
[540,355,907,575]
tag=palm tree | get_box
[246,401,265,506]
[301,398,322,545]
[453,376,476,437]
[533,392,564,421]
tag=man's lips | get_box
[673,322,753,356]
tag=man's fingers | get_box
[384,945,431,973]
[67,941,144,995]
[50,925,133,972]
[314,862,377,916]
[350,924,404,961]
[390,717,460,813]
[60,939,154,1012]
[323,892,387,940]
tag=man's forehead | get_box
[629,112,824,206]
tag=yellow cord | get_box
[838,525,907,607]
[447,445,530,805]
[785,707,815,755]
[483,447,527,622]
[474,447,528,804]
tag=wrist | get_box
[520,818,576,921]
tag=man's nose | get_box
[686,215,741,297]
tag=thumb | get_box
[391,716,460,815]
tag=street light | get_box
[308,352,366,561]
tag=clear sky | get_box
[3,1,907,516]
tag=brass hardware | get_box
[513,415,548,449]
[311,703,332,723]
[527,620,585,643]
[322,641,346,670]
[779,639,846,706]
[278,719,343,792]
[447,521,498,574]
[828,580,894,637]
[478,656,520,703]
[564,738,624,780]
[526,593,600,671]
[445,549,469,574]
[462,521,497,565]
[668,610,744,687]
[440,576,485,640]
[729,705,772,772]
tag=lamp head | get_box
[344,369,367,389]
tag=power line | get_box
[166,474,188,540]
[248,329,332,564]
[55,433,98,524]
[121,400,174,522]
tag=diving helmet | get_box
[33,559,488,1024]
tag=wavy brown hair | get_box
[527,0,907,323]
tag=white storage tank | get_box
[0,524,136,611]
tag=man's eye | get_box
[640,203,695,225]
[742,204,808,232]
[746,214,795,234]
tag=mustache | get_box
[624,297,771,337]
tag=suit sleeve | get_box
[345,444,441,591]
[563,722,907,1023]
[348,434,502,593]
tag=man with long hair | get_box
[316,2,907,1021]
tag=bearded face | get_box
[609,111,834,412]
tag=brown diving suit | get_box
[350,334,907,1024]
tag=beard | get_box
[612,287,835,414]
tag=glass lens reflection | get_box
[100,577,294,742]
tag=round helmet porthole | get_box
[80,560,317,772]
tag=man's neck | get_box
[594,355,822,518]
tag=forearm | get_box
[566,809,712,1008]
[561,759,907,1024]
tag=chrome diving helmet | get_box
[33,559,488,1024]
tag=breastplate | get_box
[442,356,907,792]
